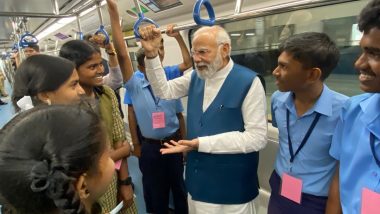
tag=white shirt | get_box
[145,56,268,154]
[103,65,123,90]
[146,56,266,213]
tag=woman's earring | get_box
[46,99,51,106]
[85,189,90,197]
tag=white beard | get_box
[195,52,223,80]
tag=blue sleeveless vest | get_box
[186,63,260,204]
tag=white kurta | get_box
[145,56,268,213]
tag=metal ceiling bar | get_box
[0,0,97,18]
[0,12,73,18]
[123,0,359,40]
[31,0,96,35]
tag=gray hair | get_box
[193,26,231,55]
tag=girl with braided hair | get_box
[0,105,115,214]
[60,40,137,213]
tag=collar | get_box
[281,84,333,117]
[135,70,150,88]
[360,93,380,139]
[210,58,234,80]
[94,86,105,95]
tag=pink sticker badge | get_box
[361,188,380,214]
[114,160,122,171]
[152,112,166,129]
[280,173,303,204]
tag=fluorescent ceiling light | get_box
[245,33,255,36]
[36,17,76,40]
[36,0,106,40]
[230,33,241,37]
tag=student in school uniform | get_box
[326,0,380,213]
[268,32,348,214]
[106,1,189,213]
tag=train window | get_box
[189,0,370,120]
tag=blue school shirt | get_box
[271,84,348,196]
[124,65,183,139]
[330,93,380,213]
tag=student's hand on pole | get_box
[166,24,180,38]
[139,25,162,58]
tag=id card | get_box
[280,173,303,204]
[361,188,380,214]
[114,160,122,170]
[152,112,166,129]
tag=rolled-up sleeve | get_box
[145,56,191,99]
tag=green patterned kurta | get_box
[95,86,138,214]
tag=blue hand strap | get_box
[133,13,159,39]
[193,0,215,26]
[19,32,38,48]
[95,25,110,45]
[77,32,84,40]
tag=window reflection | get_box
[190,0,370,118]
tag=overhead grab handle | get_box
[193,0,215,26]
[18,32,38,48]
[133,16,159,39]
[132,0,159,39]
[95,1,110,45]
[95,25,110,45]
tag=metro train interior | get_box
[0,0,372,213]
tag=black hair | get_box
[24,43,40,52]
[279,32,339,81]
[83,34,93,41]
[136,47,146,67]
[358,0,380,33]
[0,105,105,214]
[59,40,101,69]
[12,54,75,112]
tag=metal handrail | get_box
[123,0,359,40]
[0,0,96,18]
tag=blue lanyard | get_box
[286,109,321,163]
[147,85,160,106]
[370,133,380,168]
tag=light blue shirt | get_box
[124,66,183,139]
[271,84,348,196]
[330,93,380,213]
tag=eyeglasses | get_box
[190,43,225,58]
[190,48,212,58]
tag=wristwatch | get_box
[119,176,132,186]
[106,49,116,56]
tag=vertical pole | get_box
[76,15,82,33]
[234,0,244,15]
[51,0,60,15]
[133,0,143,15]
[96,1,104,26]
